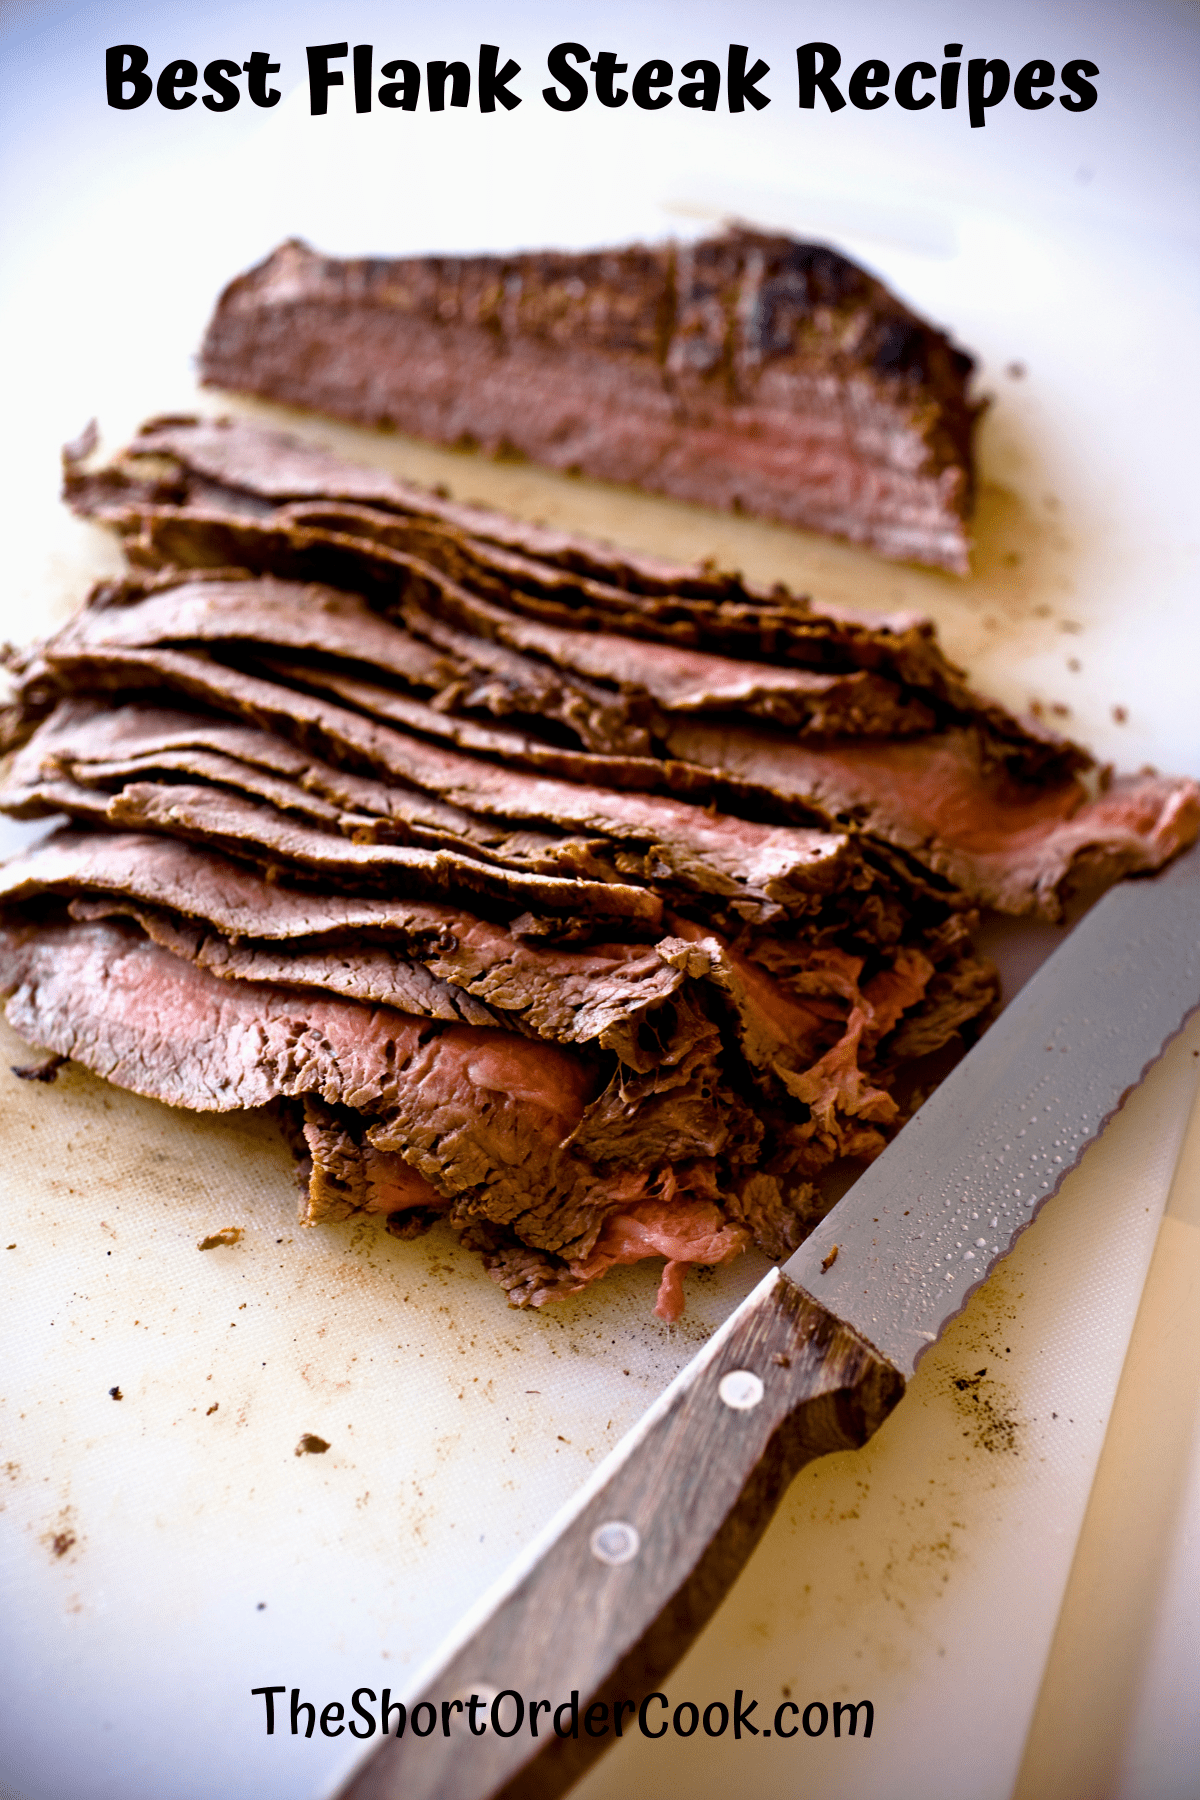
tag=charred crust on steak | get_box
[193,232,981,572]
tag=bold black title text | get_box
[107,42,1099,125]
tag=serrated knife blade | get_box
[336,845,1200,1800]
[788,840,1200,1373]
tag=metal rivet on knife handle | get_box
[589,1520,640,1566]
[717,1369,764,1410]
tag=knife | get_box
[334,844,1200,1800]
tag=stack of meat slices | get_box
[1,420,1195,1321]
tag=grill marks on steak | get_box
[193,233,980,570]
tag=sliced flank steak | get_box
[2,414,1195,1318]
[13,551,1196,920]
[67,416,1046,755]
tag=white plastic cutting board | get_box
[1,5,1197,1798]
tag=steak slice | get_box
[69,411,925,604]
[7,399,1191,1321]
[31,572,455,688]
[23,558,652,758]
[9,640,867,923]
[0,913,746,1268]
[5,699,624,881]
[45,638,1162,931]
[84,484,1013,736]
[49,511,937,744]
[99,779,623,905]
[0,831,690,1048]
[53,459,1181,928]
[71,419,1035,737]
[0,827,471,945]
[396,589,936,736]
[66,895,511,1030]
[66,419,1094,783]
[0,824,992,1089]
[253,652,676,789]
[567,1202,751,1324]
[15,602,674,793]
[663,719,1200,919]
[287,1095,448,1227]
[196,232,980,570]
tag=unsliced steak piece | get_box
[196,232,980,570]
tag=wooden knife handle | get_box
[335,1270,904,1800]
